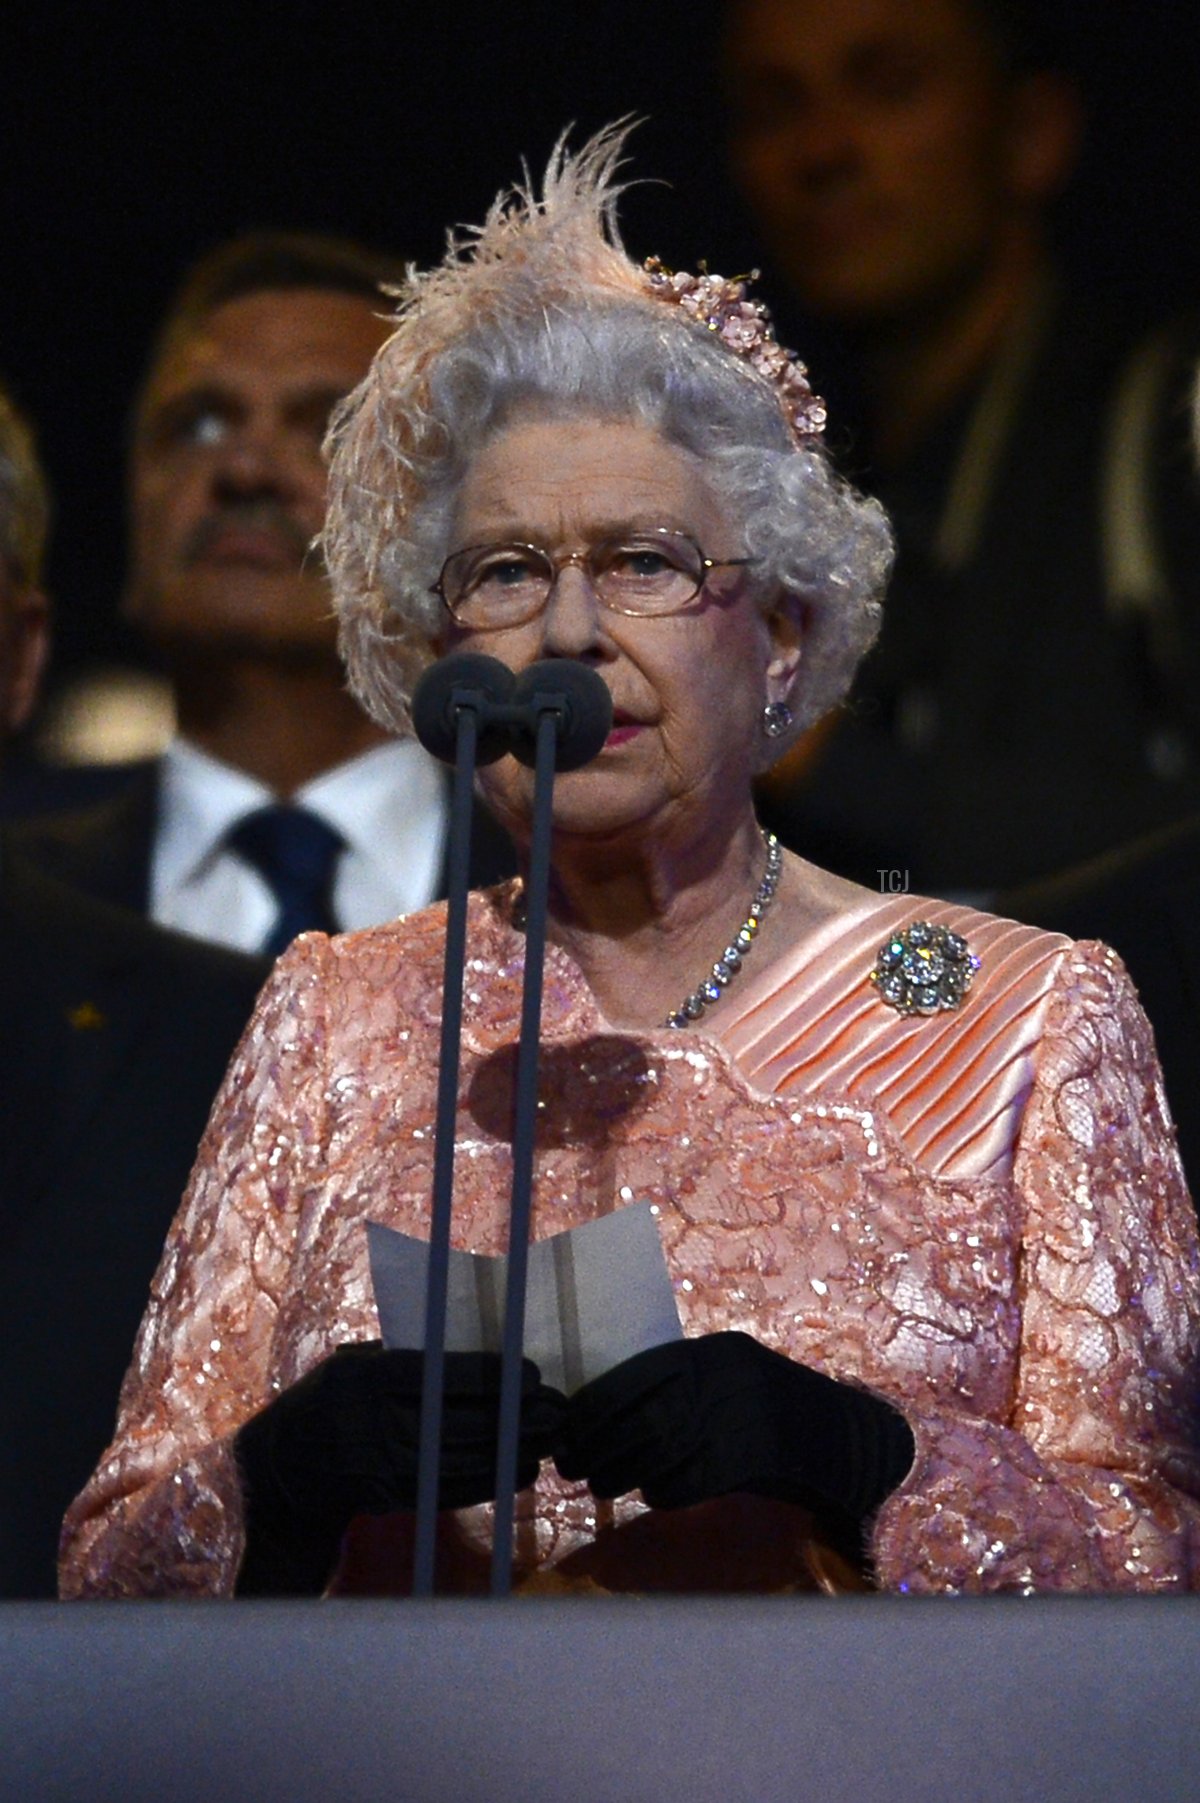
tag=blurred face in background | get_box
[0,557,48,754]
[125,287,386,664]
[727,0,1076,330]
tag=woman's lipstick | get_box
[605,710,644,748]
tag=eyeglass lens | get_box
[443,533,707,623]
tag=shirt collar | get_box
[157,739,274,895]
[298,740,448,899]
[158,735,448,895]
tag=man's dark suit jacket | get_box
[4,764,512,1595]
[1005,815,1200,1195]
[13,758,517,918]
[0,845,270,1597]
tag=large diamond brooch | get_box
[870,920,980,1016]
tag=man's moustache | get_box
[183,504,313,565]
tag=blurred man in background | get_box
[0,381,269,1596]
[0,388,49,756]
[727,0,1200,892]
[1004,361,1200,1186]
[20,235,511,954]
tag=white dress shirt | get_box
[150,738,449,953]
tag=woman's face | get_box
[439,416,798,849]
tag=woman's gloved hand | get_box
[235,1341,565,1594]
[552,1331,914,1521]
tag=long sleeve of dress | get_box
[870,943,1200,1591]
[59,939,332,1599]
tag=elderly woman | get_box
[61,130,1200,1599]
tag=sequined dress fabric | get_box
[60,886,1200,1597]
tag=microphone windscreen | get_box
[510,660,614,771]
[411,654,517,765]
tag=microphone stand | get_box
[489,701,560,1596]
[410,656,610,1599]
[412,695,484,1599]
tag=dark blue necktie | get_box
[228,804,346,957]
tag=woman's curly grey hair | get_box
[323,125,893,756]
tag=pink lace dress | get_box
[59,886,1200,1597]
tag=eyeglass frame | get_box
[431,527,755,629]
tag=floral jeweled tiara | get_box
[642,257,828,449]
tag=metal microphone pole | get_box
[410,654,610,1598]
[412,697,481,1598]
[489,700,560,1596]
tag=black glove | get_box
[553,1332,914,1521]
[235,1341,566,1595]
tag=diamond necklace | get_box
[665,831,783,1029]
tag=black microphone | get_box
[509,660,613,771]
[411,653,517,766]
[414,654,614,773]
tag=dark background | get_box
[4,1,1200,683]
